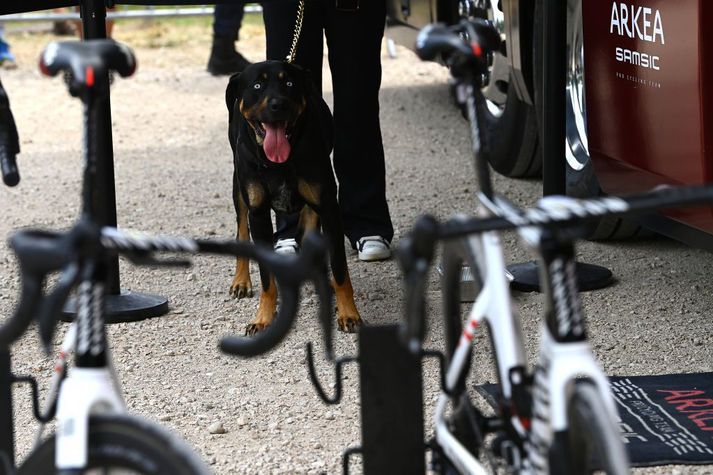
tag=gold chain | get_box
[287,0,306,63]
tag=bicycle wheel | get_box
[561,380,629,474]
[468,0,542,179]
[440,238,482,395]
[19,414,210,474]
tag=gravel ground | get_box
[0,17,711,474]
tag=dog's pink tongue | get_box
[262,122,290,163]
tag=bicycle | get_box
[391,20,713,474]
[0,39,333,474]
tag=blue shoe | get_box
[0,38,17,69]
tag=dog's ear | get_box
[297,65,321,101]
[225,72,243,123]
[288,63,323,112]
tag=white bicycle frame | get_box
[35,319,126,470]
[434,196,621,474]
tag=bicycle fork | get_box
[524,232,619,474]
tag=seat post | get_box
[78,0,118,290]
[80,0,121,295]
[79,0,109,41]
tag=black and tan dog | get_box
[225,60,361,334]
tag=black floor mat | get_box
[477,372,713,467]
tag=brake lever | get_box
[220,233,332,358]
[398,243,429,354]
[37,262,80,355]
[396,216,439,354]
[299,233,335,360]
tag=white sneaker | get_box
[356,236,391,261]
[274,238,299,255]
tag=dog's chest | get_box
[265,175,302,214]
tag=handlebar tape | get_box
[0,146,19,187]
[0,273,41,348]
[219,284,299,357]
[219,233,333,358]
[0,80,20,187]
[439,185,713,238]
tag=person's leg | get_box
[213,4,245,39]
[324,1,394,249]
[263,0,324,93]
[263,0,325,241]
[52,9,75,36]
[208,4,250,75]
[106,7,115,38]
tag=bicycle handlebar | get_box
[101,228,332,358]
[441,185,713,239]
[0,80,20,187]
[0,223,333,359]
[396,184,713,351]
[204,233,332,358]
[0,145,19,187]
[395,215,439,353]
[0,227,83,349]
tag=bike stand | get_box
[0,349,15,471]
[1,346,60,473]
[61,292,168,324]
[56,0,168,323]
[506,0,613,293]
[307,325,430,474]
[508,261,612,292]
[2,13,167,322]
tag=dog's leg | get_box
[296,204,320,244]
[230,183,253,299]
[246,274,277,336]
[246,205,279,336]
[299,180,362,333]
[331,257,362,333]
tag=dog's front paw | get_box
[245,322,269,336]
[230,281,253,299]
[337,314,362,333]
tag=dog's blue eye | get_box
[286,81,293,87]
[253,83,261,89]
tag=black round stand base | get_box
[507,261,614,293]
[61,291,169,323]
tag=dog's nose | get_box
[269,98,286,112]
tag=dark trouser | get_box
[213,3,245,39]
[262,0,394,248]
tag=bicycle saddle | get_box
[416,18,501,62]
[39,39,136,92]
